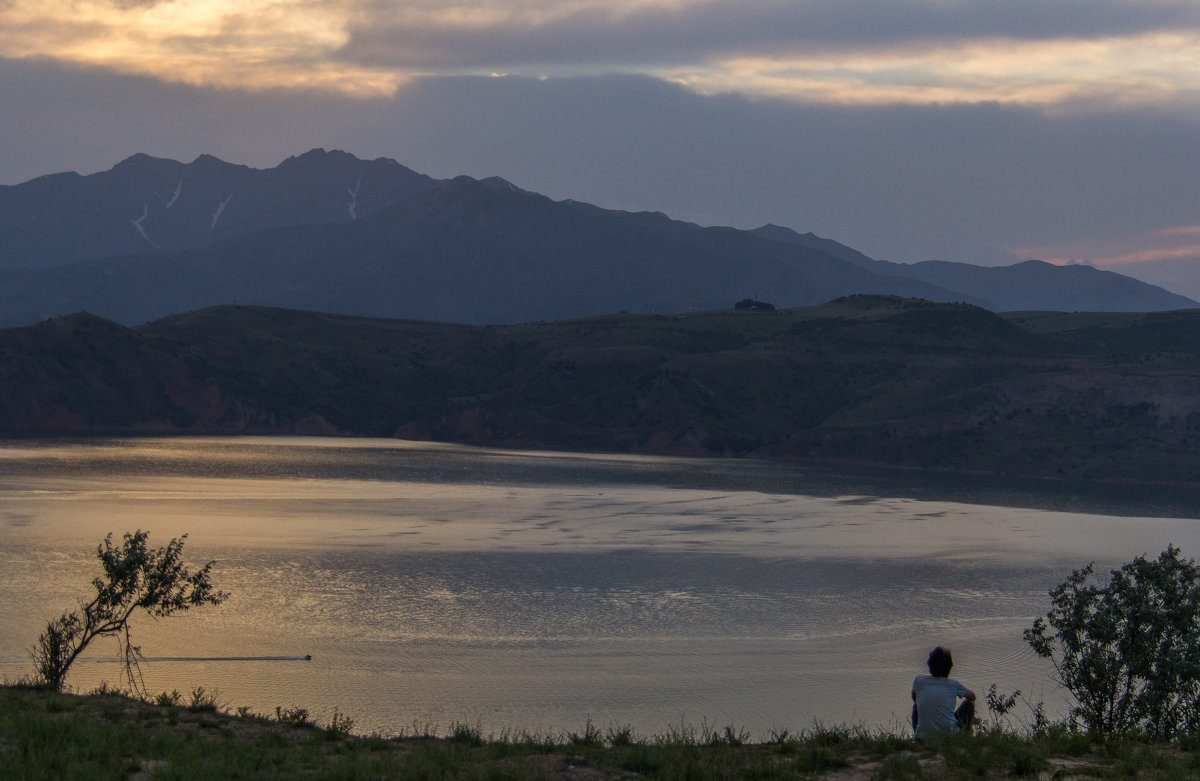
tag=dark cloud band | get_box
[338,0,1200,69]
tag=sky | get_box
[3,0,1200,300]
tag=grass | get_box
[7,684,1200,779]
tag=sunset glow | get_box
[680,33,1200,106]
[1017,223,1200,270]
[6,0,1200,106]
[0,0,400,93]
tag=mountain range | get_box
[1,149,1194,327]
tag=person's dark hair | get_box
[927,646,953,678]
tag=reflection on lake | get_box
[1,436,1197,736]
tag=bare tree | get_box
[33,530,227,692]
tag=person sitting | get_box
[911,646,975,739]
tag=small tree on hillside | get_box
[32,530,227,693]
[1024,546,1200,736]
[734,298,775,311]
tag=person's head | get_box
[927,646,953,678]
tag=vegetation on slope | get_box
[8,684,1200,780]
[1,295,1198,483]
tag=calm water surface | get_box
[2,436,1198,737]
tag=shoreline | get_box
[3,431,1199,520]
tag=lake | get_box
[2,436,1198,738]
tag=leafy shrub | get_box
[188,686,219,712]
[606,724,636,747]
[702,723,750,747]
[983,684,1048,734]
[1025,546,1200,736]
[88,681,126,697]
[449,721,484,746]
[566,718,603,747]
[734,298,775,311]
[154,690,183,707]
[324,709,355,739]
[275,706,311,727]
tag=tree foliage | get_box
[1025,546,1200,736]
[32,530,227,692]
[734,298,775,311]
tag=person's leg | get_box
[955,699,975,733]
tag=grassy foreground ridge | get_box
[6,685,1200,780]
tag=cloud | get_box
[333,0,1200,107]
[1018,224,1200,268]
[340,0,1200,68]
[5,0,1200,106]
[665,32,1200,106]
[0,0,401,93]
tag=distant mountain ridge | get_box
[0,150,1193,326]
[750,224,1198,313]
[0,175,988,326]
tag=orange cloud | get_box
[665,33,1200,106]
[1016,224,1200,268]
[0,0,402,94]
[4,0,1200,106]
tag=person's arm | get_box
[963,688,976,702]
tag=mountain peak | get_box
[754,223,811,240]
[280,148,363,167]
[478,176,529,194]
[112,152,171,169]
[186,153,248,174]
[0,148,437,272]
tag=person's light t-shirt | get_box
[911,674,969,738]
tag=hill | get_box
[0,151,1193,327]
[2,297,1198,485]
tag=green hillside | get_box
[2,296,1198,484]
